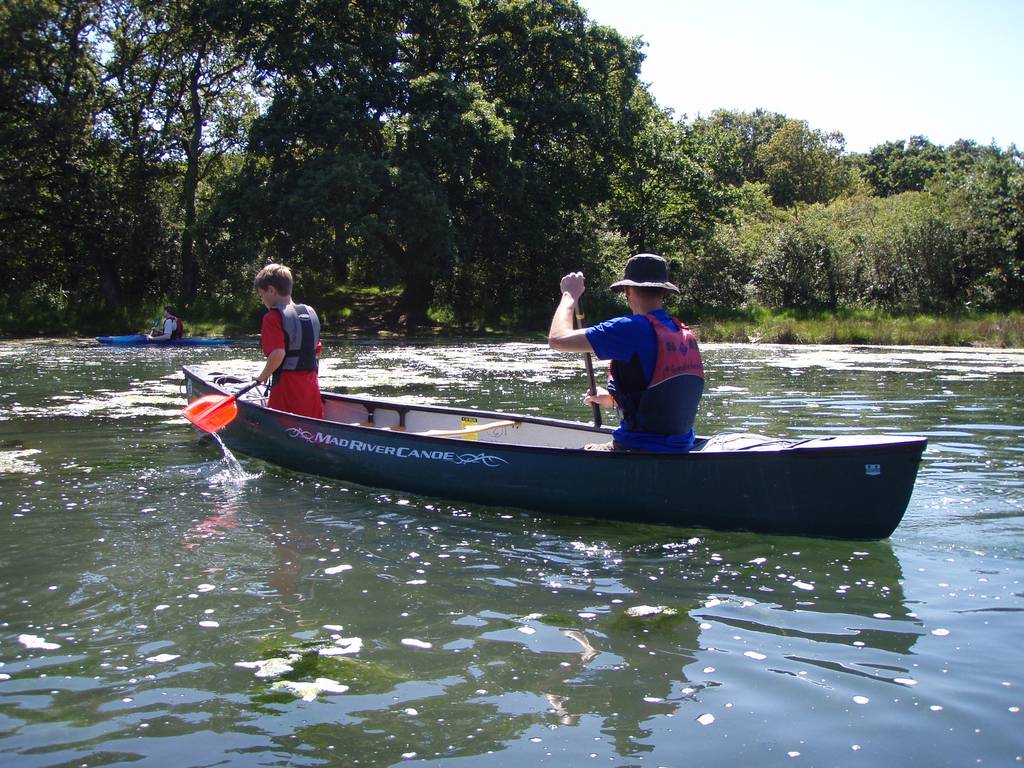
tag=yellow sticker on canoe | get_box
[460,417,479,440]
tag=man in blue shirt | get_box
[548,253,704,452]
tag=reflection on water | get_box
[184,444,260,551]
[0,339,1022,766]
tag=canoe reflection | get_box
[183,486,918,764]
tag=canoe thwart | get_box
[419,419,520,438]
[350,418,520,438]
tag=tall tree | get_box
[101,0,256,305]
[608,90,735,255]
[216,0,401,301]
[860,135,947,197]
[689,108,788,186]
[213,0,642,327]
[456,0,642,322]
[756,119,852,207]
[0,0,115,319]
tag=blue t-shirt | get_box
[585,309,697,452]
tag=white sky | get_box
[576,0,1023,153]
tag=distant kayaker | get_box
[147,306,184,341]
[548,253,704,452]
[253,263,324,419]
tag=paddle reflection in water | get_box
[184,433,261,549]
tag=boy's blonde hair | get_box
[254,263,293,295]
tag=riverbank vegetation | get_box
[2,1,1021,346]
[183,295,1024,350]
[694,309,1024,348]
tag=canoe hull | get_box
[183,367,926,539]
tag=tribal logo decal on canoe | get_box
[285,427,509,468]
[452,453,507,467]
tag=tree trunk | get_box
[399,271,434,331]
[332,221,349,283]
[384,238,434,330]
[179,53,204,306]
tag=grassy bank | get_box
[691,308,1024,348]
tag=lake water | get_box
[0,338,1022,767]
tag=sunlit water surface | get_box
[1,338,1022,767]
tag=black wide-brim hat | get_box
[610,253,679,293]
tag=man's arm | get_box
[148,319,173,341]
[548,272,594,353]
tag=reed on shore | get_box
[692,309,1024,348]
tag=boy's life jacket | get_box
[271,302,320,383]
[609,313,704,437]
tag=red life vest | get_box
[647,313,703,383]
[610,313,704,436]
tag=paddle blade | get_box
[182,394,239,433]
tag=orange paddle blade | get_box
[182,394,239,433]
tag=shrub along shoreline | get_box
[175,302,1024,349]
[10,286,1018,348]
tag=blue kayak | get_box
[97,334,232,346]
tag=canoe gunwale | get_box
[189,366,928,461]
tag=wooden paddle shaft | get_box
[573,299,602,428]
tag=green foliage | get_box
[689,108,789,186]
[606,91,738,257]
[1,6,1020,338]
[0,0,256,334]
[202,0,646,330]
[675,235,752,311]
[756,120,854,207]
[940,145,1024,309]
[711,138,1024,318]
[859,136,948,196]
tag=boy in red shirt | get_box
[253,263,324,419]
